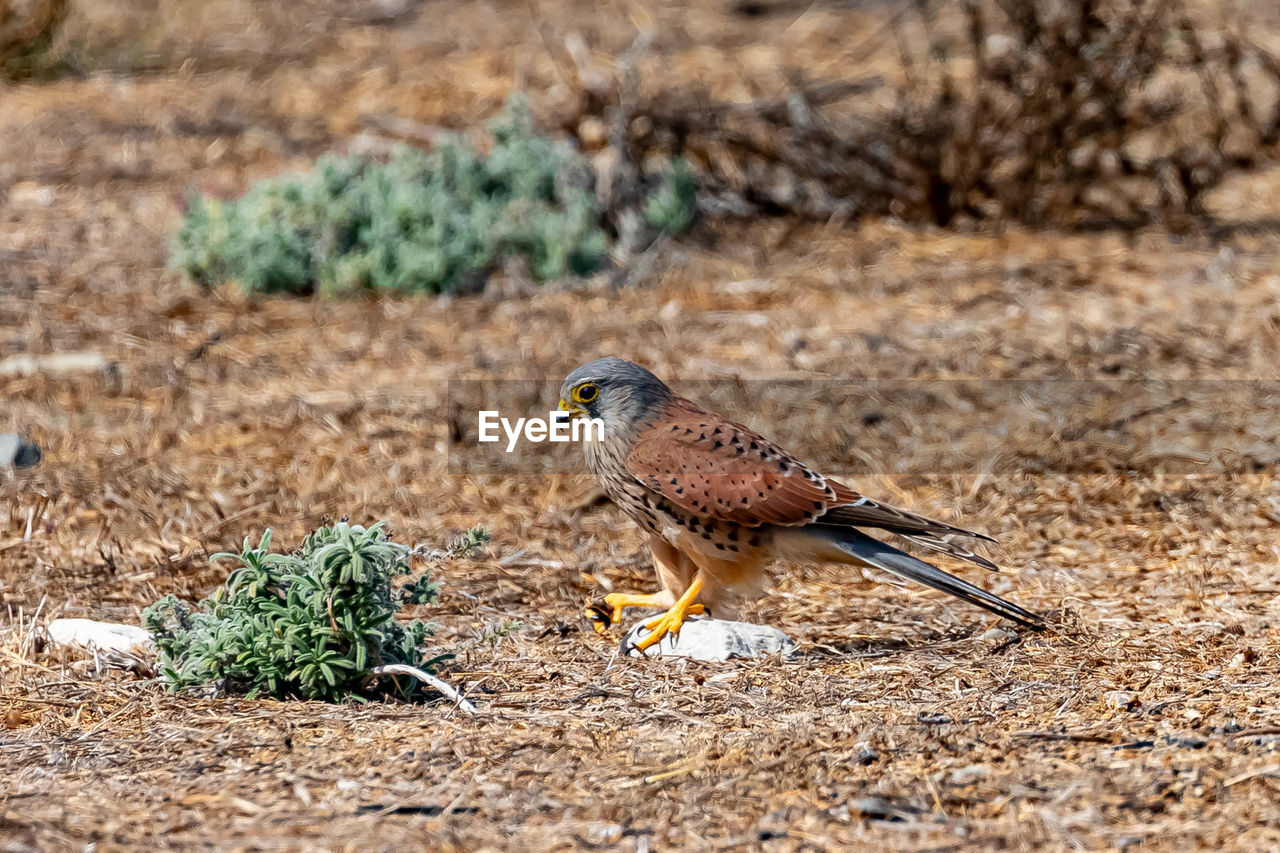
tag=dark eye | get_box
[574,383,599,403]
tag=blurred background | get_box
[3,0,1280,848]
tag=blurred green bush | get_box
[173,101,694,296]
[142,521,487,702]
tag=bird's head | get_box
[559,357,672,434]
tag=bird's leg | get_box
[633,574,705,651]
[585,590,705,634]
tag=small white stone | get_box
[1105,690,1139,711]
[984,34,1018,61]
[9,182,55,207]
[0,434,40,468]
[949,763,993,784]
[0,351,109,378]
[621,616,796,662]
[46,618,154,654]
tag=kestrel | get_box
[558,357,1043,651]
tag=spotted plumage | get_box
[559,357,1043,650]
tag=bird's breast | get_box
[582,433,774,566]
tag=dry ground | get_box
[3,1,1280,850]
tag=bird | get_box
[558,357,1043,651]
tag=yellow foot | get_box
[633,597,706,652]
[585,592,699,634]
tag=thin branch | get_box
[368,664,477,715]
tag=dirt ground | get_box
[4,1,1280,850]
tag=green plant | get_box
[172,100,693,297]
[644,161,697,236]
[142,521,471,702]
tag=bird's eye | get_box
[574,383,599,403]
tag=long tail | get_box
[782,526,1045,631]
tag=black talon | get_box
[584,602,613,632]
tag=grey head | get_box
[559,357,673,435]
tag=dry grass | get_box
[3,0,1280,850]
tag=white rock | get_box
[1105,690,1140,711]
[0,351,109,378]
[0,434,40,468]
[621,616,796,662]
[47,619,154,654]
[949,763,993,784]
[8,182,55,207]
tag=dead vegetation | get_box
[558,0,1280,230]
[3,0,1280,850]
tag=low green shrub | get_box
[142,521,488,702]
[644,160,698,236]
[173,101,694,296]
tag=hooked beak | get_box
[558,398,587,418]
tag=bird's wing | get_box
[817,490,994,541]
[625,397,841,527]
[816,486,1000,570]
[627,397,999,569]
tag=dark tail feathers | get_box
[821,527,1044,630]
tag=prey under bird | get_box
[558,357,1044,651]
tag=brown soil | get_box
[3,1,1280,850]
